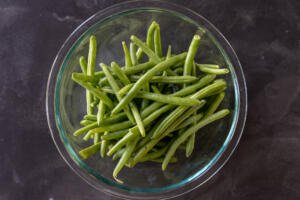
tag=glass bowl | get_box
[46,1,247,199]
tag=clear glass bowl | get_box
[46,1,247,199]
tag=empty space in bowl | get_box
[54,8,239,192]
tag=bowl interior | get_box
[54,8,239,193]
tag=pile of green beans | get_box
[72,21,230,183]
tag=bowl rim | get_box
[46,0,247,199]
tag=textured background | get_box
[1,0,300,199]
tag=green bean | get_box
[111,62,131,84]
[140,145,169,162]
[130,75,198,84]
[87,35,97,78]
[140,83,150,111]
[90,98,99,107]
[183,35,201,78]
[174,67,183,75]
[166,45,172,59]
[136,92,203,106]
[108,104,175,155]
[80,119,94,126]
[112,148,126,161]
[100,63,135,123]
[185,132,195,157]
[86,35,97,114]
[190,79,227,100]
[154,25,162,57]
[205,92,225,117]
[136,48,143,62]
[83,130,94,141]
[101,129,128,140]
[84,115,96,121]
[107,63,145,136]
[97,101,105,125]
[94,132,100,144]
[130,35,161,63]
[130,43,137,66]
[113,137,139,183]
[72,72,97,84]
[133,103,205,163]
[74,122,98,136]
[118,84,133,97]
[197,64,229,74]
[101,86,114,94]
[79,56,87,74]
[151,99,205,139]
[146,21,158,50]
[141,102,164,117]
[112,52,187,114]
[197,64,220,69]
[162,109,230,170]
[90,120,133,134]
[122,41,132,68]
[101,135,108,158]
[107,131,138,156]
[100,112,127,125]
[79,142,101,159]
[72,74,114,109]
[151,85,161,94]
[174,113,203,131]
[130,103,145,137]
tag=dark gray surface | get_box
[1,0,300,199]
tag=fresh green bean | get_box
[146,21,158,51]
[140,83,150,111]
[122,41,133,68]
[130,75,198,84]
[101,129,128,140]
[83,130,94,141]
[185,132,195,157]
[197,64,229,74]
[79,142,101,159]
[74,122,98,137]
[130,35,161,63]
[111,62,131,84]
[94,132,100,144]
[183,35,201,78]
[100,63,135,123]
[197,64,220,69]
[154,25,162,57]
[108,104,175,155]
[130,43,137,66]
[136,48,143,63]
[113,137,139,183]
[166,45,172,59]
[205,92,225,117]
[162,109,230,170]
[118,84,133,97]
[86,35,97,114]
[71,73,96,83]
[97,101,105,125]
[80,119,94,126]
[101,86,114,94]
[107,63,145,136]
[112,52,187,114]
[79,56,87,74]
[174,113,203,131]
[136,92,203,106]
[84,115,96,121]
[133,103,205,163]
[72,74,114,109]
[112,148,126,161]
[151,85,161,94]
[101,135,108,158]
[174,67,183,75]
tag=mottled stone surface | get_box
[0,0,300,199]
